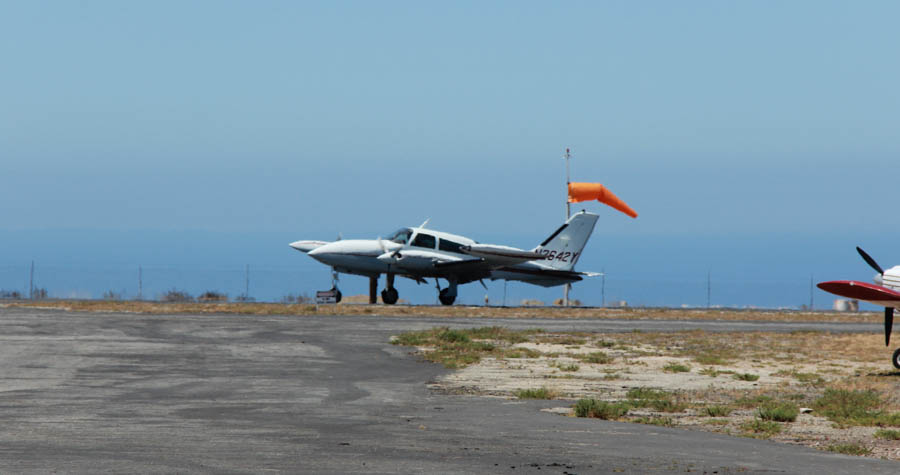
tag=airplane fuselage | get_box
[291,211,599,305]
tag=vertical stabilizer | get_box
[533,211,599,271]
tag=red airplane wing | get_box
[817,280,900,308]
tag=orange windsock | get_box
[568,182,638,218]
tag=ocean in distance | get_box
[2,228,893,311]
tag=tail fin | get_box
[533,211,599,271]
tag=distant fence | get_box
[0,263,328,303]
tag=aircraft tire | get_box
[334,290,342,304]
[438,288,455,306]
[893,348,900,370]
[381,288,399,305]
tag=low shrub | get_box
[826,444,871,456]
[813,388,884,427]
[663,362,691,373]
[626,388,687,413]
[734,373,760,382]
[703,405,732,417]
[758,403,799,422]
[160,289,193,302]
[0,290,23,299]
[578,352,614,364]
[198,290,227,302]
[515,387,557,400]
[874,429,900,440]
[573,398,630,419]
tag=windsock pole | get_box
[563,148,571,307]
[565,148,571,220]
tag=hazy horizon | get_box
[3,227,894,310]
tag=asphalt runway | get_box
[0,307,895,474]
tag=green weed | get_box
[703,405,732,417]
[874,429,900,440]
[663,362,691,373]
[825,444,871,456]
[758,403,799,422]
[515,387,558,400]
[812,388,892,427]
[573,398,630,419]
[577,352,614,364]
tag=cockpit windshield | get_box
[387,228,412,244]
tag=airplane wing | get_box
[817,280,900,308]
[433,258,493,284]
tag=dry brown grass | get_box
[613,330,890,365]
[2,299,884,322]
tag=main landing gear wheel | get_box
[438,288,456,306]
[381,288,399,305]
[892,348,900,370]
[326,288,341,304]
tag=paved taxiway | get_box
[0,306,895,474]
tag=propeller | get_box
[377,237,402,262]
[886,308,894,347]
[857,247,894,346]
[857,246,884,275]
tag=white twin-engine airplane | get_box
[289,211,600,306]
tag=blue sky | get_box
[2,1,899,304]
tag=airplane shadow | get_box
[865,370,900,378]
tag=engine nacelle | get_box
[881,266,900,292]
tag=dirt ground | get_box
[3,299,885,323]
[412,330,900,460]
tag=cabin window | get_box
[388,229,411,244]
[439,239,464,254]
[411,233,436,249]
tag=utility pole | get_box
[601,268,606,307]
[29,260,34,300]
[809,274,814,310]
[706,270,711,308]
[245,264,250,299]
[563,148,571,307]
[138,265,143,300]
